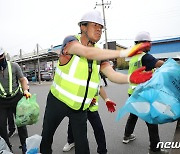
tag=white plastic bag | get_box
[0,137,10,152]
[0,150,13,154]
[26,134,42,154]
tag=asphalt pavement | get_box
[10,79,177,154]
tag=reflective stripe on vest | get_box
[0,61,20,98]
[128,53,146,95]
[51,35,100,110]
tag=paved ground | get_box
[10,78,177,154]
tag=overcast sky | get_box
[0,0,180,56]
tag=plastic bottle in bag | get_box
[26,134,42,154]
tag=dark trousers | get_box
[7,108,16,132]
[67,110,107,154]
[40,91,90,154]
[0,92,28,151]
[124,113,160,151]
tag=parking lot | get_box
[9,80,177,154]
[23,70,53,81]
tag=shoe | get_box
[63,143,75,152]
[122,134,136,144]
[8,130,16,138]
[148,149,169,154]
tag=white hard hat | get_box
[135,31,151,42]
[0,47,4,55]
[78,10,104,27]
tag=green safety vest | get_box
[51,35,100,110]
[128,52,146,95]
[0,61,20,98]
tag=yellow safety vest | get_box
[0,61,20,98]
[128,53,145,95]
[51,35,100,110]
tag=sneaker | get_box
[122,134,136,144]
[63,143,75,152]
[148,149,169,154]
[8,130,16,138]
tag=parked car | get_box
[24,70,53,81]
[40,71,53,81]
[25,70,36,81]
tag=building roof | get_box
[48,45,62,53]
[152,37,180,44]
[149,37,180,59]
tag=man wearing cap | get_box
[40,11,153,154]
[122,32,168,154]
[0,47,31,153]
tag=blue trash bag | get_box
[26,148,38,154]
[116,58,180,124]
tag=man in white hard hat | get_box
[0,47,31,153]
[40,11,153,154]
[122,32,168,154]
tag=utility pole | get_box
[94,0,111,49]
[19,49,23,69]
[51,45,55,78]
[37,44,41,84]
